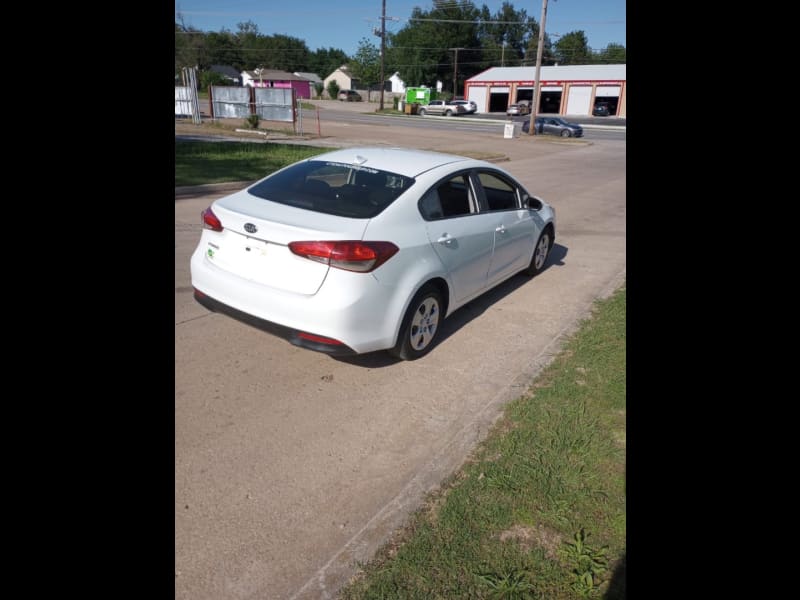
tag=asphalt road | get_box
[175,112,626,599]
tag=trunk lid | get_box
[204,189,369,295]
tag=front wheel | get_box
[560,129,571,138]
[389,284,443,360]
[523,228,553,276]
[418,108,427,116]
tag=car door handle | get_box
[495,225,506,233]
[436,234,454,245]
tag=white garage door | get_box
[596,85,621,97]
[468,87,488,113]
[566,86,592,115]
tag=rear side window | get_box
[418,174,474,220]
[248,160,414,219]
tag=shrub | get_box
[245,114,260,129]
[327,80,340,100]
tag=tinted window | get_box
[476,171,519,211]
[248,160,414,219]
[418,174,474,220]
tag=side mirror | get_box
[524,194,543,210]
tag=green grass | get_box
[339,286,626,600]
[175,141,329,187]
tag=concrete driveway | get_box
[175,123,625,599]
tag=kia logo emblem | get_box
[244,223,257,234]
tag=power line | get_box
[409,18,534,24]
[176,32,624,53]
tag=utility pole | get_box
[527,0,548,136]
[379,0,386,110]
[451,48,464,97]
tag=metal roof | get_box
[244,69,310,82]
[467,64,626,82]
[294,72,322,83]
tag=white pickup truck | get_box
[417,100,467,117]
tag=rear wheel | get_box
[445,109,453,116]
[523,228,553,276]
[389,284,443,360]
[560,129,571,138]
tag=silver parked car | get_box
[506,102,530,116]
[522,116,584,138]
[450,99,477,114]
[417,100,467,116]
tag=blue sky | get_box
[176,1,625,56]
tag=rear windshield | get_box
[248,160,415,219]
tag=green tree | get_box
[522,28,557,66]
[235,20,261,69]
[597,43,626,64]
[476,1,539,68]
[389,0,481,94]
[327,80,340,100]
[309,47,350,81]
[350,38,381,87]
[554,30,591,65]
[175,19,203,73]
[254,34,310,71]
[236,20,258,36]
[200,29,242,71]
[199,70,230,92]
[218,22,313,72]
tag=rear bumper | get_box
[193,288,358,356]
[190,242,414,354]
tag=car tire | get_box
[560,129,571,138]
[445,109,453,116]
[389,284,443,360]
[418,108,427,116]
[523,227,554,276]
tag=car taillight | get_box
[202,207,223,232]
[288,241,399,273]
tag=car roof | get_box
[304,147,474,178]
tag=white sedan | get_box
[190,147,556,360]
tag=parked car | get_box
[506,102,530,116]
[191,147,556,360]
[417,100,467,116]
[338,89,362,102]
[593,103,611,116]
[450,99,477,114]
[522,116,584,138]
